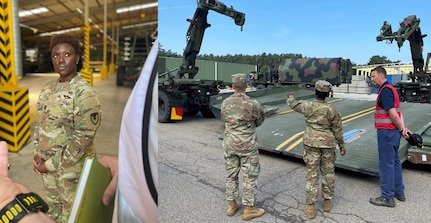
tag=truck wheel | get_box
[200,108,215,118]
[116,66,125,86]
[256,84,266,89]
[159,90,172,123]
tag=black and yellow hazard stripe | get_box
[0,0,31,152]
[80,23,94,85]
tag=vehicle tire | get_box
[256,84,266,89]
[116,66,125,86]
[159,90,173,123]
[200,108,215,118]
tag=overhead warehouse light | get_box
[116,2,158,13]
[122,21,157,29]
[20,23,41,34]
[19,7,49,17]
[39,27,81,37]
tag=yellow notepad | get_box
[68,158,114,223]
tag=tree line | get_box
[159,43,399,73]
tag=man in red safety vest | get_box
[369,66,411,208]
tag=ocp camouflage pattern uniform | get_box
[221,74,265,207]
[33,74,101,222]
[287,80,344,205]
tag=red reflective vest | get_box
[374,84,401,129]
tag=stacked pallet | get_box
[333,75,372,94]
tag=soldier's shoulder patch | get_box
[90,112,100,125]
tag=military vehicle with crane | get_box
[159,3,431,175]
[158,0,246,123]
[376,15,431,103]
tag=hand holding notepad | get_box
[68,157,116,223]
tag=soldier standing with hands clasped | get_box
[221,73,265,221]
[287,80,346,219]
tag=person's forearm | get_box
[389,115,404,131]
[0,193,54,223]
[19,212,55,223]
[387,108,404,131]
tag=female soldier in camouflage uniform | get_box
[32,34,101,222]
[287,80,346,219]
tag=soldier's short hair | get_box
[50,33,81,56]
[315,90,329,99]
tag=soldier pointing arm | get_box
[287,80,345,219]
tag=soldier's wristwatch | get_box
[0,192,49,223]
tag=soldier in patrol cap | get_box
[287,79,346,219]
[221,73,265,221]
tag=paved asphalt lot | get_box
[159,108,431,222]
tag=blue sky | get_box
[159,0,431,65]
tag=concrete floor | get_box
[7,73,133,196]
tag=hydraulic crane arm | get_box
[198,0,245,28]
[176,0,245,79]
[377,15,423,49]
[376,15,428,74]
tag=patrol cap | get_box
[231,73,247,84]
[315,80,332,93]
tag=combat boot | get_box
[323,199,331,212]
[226,200,239,216]
[242,205,265,221]
[304,204,316,219]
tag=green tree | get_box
[368,55,393,65]
[158,43,180,57]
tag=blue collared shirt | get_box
[378,81,395,111]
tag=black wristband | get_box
[0,192,49,223]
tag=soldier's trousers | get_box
[42,167,81,223]
[303,145,336,205]
[224,148,260,206]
